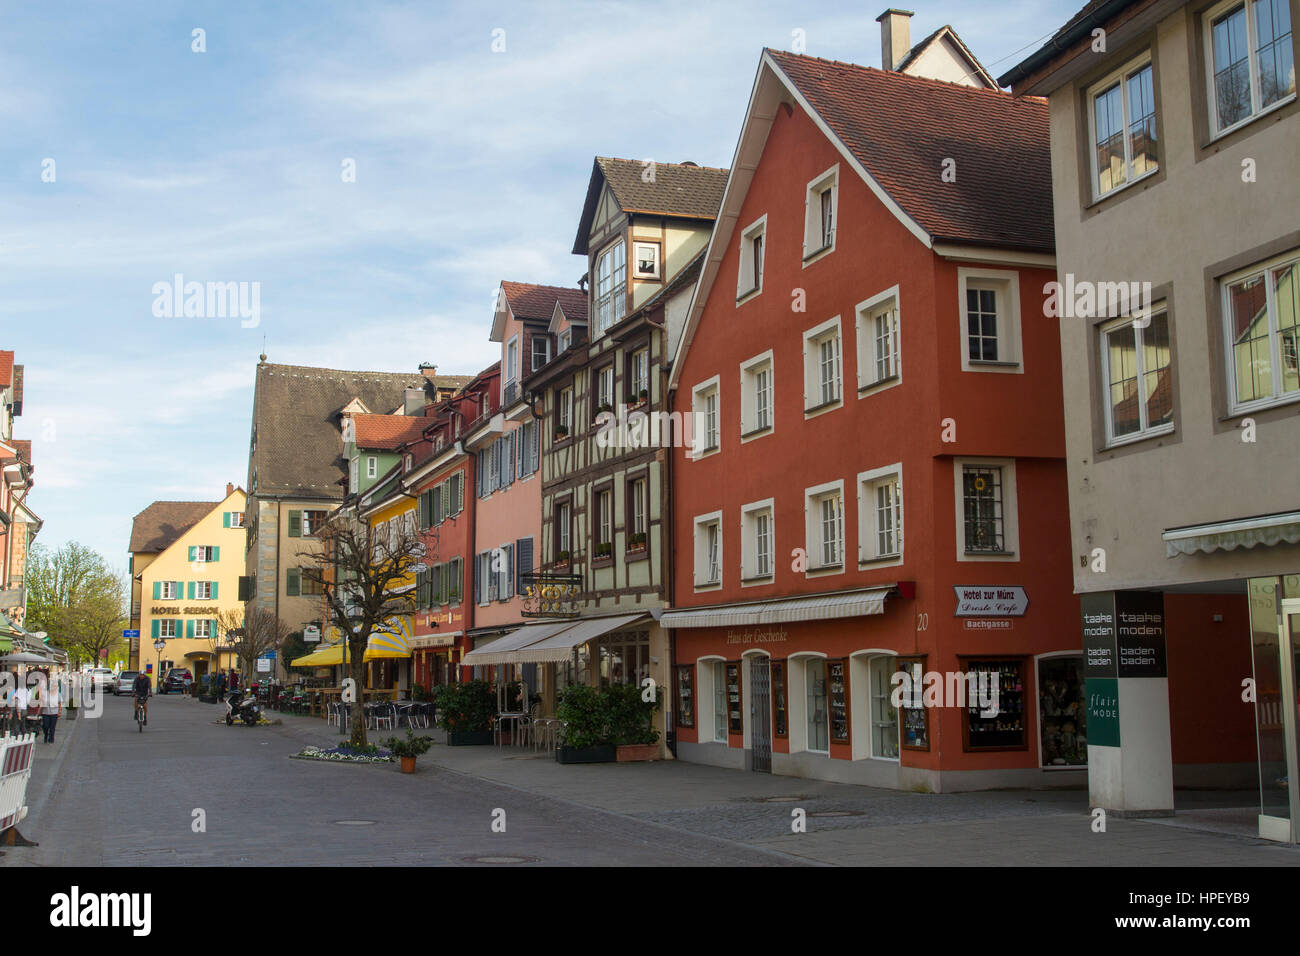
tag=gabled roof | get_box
[129,501,217,554]
[998,0,1151,94]
[249,362,419,500]
[352,413,430,451]
[501,281,588,324]
[670,48,1053,391]
[573,157,730,255]
[896,24,997,89]
[766,50,1052,251]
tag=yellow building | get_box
[128,485,248,682]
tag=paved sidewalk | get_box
[277,710,1300,866]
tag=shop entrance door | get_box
[1258,598,1300,842]
[750,658,771,773]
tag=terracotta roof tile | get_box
[129,500,217,554]
[501,281,589,323]
[352,413,430,450]
[767,50,1054,252]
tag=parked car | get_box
[114,671,141,696]
[85,667,115,693]
[160,668,192,694]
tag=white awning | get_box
[461,621,581,665]
[660,587,892,628]
[513,614,650,664]
[1163,511,1300,558]
[412,632,461,649]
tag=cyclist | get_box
[132,671,152,725]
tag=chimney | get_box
[419,362,438,382]
[404,386,425,416]
[876,8,914,71]
[226,482,234,497]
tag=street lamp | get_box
[153,639,166,688]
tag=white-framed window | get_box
[1087,53,1159,199]
[628,476,647,541]
[632,240,661,280]
[739,350,774,438]
[159,619,177,638]
[556,500,572,560]
[804,480,845,573]
[505,336,519,387]
[958,268,1022,372]
[159,580,178,600]
[1101,308,1175,443]
[1203,0,1296,138]
[694,511,723,588]
[195,581,214,600]
[803,164,838,264]
[802,317,843,413]
[855,287,901,394]
[596,365,614,411]
[737,215,767,300]
[953,458,1020,560]
[857,464,903,564]
[740,499,775,584]
[1222,251,1300,413]
[531,334,551,372]
[366,456,378,479]
[868,655,900,760]
[805,658,830,753]
[629,348,649,403]
[226,511,245,528]
[691,376,720,457]
[194,546,215,563]
[195,619,212,639]
[558,386,574,435]
[595,239,627,335]
[350,458,359,491]
[557,328,571,353]
[594,488,613,557]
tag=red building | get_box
[663,48,1081,791]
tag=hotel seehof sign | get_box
[149,606,218,616]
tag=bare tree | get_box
[300,508,431,748]
[218,607,291,684]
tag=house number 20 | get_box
[916,612,930,631]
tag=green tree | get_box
[24,542,127,665]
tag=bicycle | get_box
[134,696,146,732]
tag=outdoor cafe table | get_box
[309,686,398,717]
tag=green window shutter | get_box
[188,546,196,562]
[210,619,218,640]
[152,619,160,639]
[186,581,194,600]
[223,512,231,528]
[454,473,463,514]
[186,619,195,639]
[153,581,161,600]
[212,546,219,562]
[211,581,218,600]
[286,568,300,597]
[288,511,302,537]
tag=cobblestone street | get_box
[7,693,1299,867]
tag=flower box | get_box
[555,744,616,764]
[616,743,659,762]
[447,730,494,747]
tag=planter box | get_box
[616,743,659,762]
[446,730,494,747]
[555,744,616,764]
[400,756,417,774]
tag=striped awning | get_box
[462,621,582,666]
[368,615,413,654]
[660,587,892,628]
[512,614,649,664]
[1163,511,1300,558]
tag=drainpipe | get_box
[664,361,678,758]
[460,439,474,685]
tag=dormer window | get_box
[558,329,571,352]
[595,239,627,335]
[531,335,551,372]
[633,241,661,280]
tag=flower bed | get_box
[290,745,394,764]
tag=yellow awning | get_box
[291,640,410,667]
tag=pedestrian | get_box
[217,671,227,701]
[37,676,62,744]
[183,672,193,697]
[12,679,31,736]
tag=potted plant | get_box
[625,393,636,406]
[606,682,662,762]
[434,680,497,745]
[555,685,615,763]
[628,531,647,552]
[555,424,570,441]
[638,388,649,403]
[554,549,571,570]
[594,542,613,560]
[384,729,435,773]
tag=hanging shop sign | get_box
[952,586,1028,617]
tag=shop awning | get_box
[1163,510,1300,558]
[513,614,649,664]
[290,639,411,668]
[412,632,462,650]
[659,586,892,628]
[462,621,583,666]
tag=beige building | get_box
[128,486,248,680]
[1003,0,1299,837]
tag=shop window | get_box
[869,656,899,759]
[828,659,849,745]
[675,665,694,728]
[725,662,743,736]
[772,661,787,738]
[805,658,829,753]
[1038,656,1087,767]
[712,660,727,742]
[897,656,929,750]
[962,658,1028,751]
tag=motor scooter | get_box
[224,687,261,726]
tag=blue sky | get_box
[0,0,1079,567]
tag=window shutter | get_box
[288,510,302,537]
[153,581,161,600]
[211,581,218,600]
[152,619,159,639]
[475,452,484,497]
[223,511,231,528]
[187,581,195,600]
[186,619,195,639]
[503,543,514,599]
[532,421,540,472]
[188,546,196,562]
[516,537,533,594]
[450,558,461,604]
[286,568,300,597]
[238,576,251,601]
[433,484,444,525]
[416,493,427,530]
[212,546,220,562]
[508,431,517,484]
[210,619,218,641]
[473,555,483,604]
